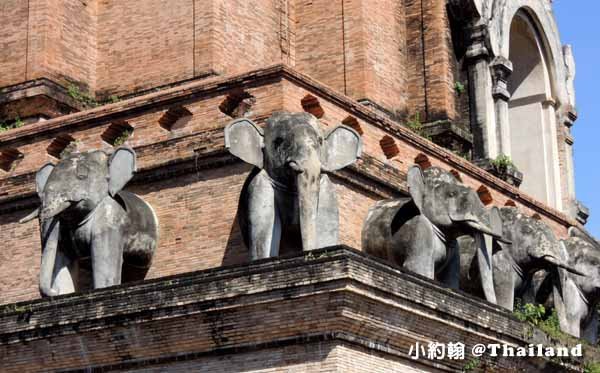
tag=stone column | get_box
[491,57,513,156]
[465,23,498,161]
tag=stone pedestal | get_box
[0,247,584,372]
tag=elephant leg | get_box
[91,230,124,288]
[493,251,515,310]
[404,255,434,279]
[439,240,460,290]
[247,172,279,260]
[582,309,598,343]
[397,216,438,279]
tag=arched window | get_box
[507,11,562,209]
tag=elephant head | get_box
[496,208,579,275]
[407,166,499,238]
[22,147,137,296]
[407,166,502,302]
[225,112,361,254]
[492,207,582,310]
[552,227,600,342]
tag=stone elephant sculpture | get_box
[362,165,502,303]
[225,112,361,260]
[531,227,600,343]
[490,207,581,311]
[21,147,159,296]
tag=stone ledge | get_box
[421,120,473,157]
[0,246,576,372]
[0,78,83,121]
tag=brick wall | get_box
[96,0,195,97]
[0,0,28,88]
[1,0,461,124]
[405,0,459,122]
[0,67,577,305]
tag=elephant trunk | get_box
[474,231,496,304]
[39,217,60,297]
[294,161,320,252]
[40,197,73,221]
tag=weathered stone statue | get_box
[564,45,577,107]
[21,147,159,296]
[362,165,501,303]
[531,227,600,343]
[225,112,361,259]
[489,207,581,311]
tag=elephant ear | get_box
[36,163,55,198]
[108,147,137,196]
[225,118,264,168]
[488,206,507,251]
[322,125,362,171]
[407,165,426,212]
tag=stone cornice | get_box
[0,246,576,372]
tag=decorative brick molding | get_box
[477,185,494,205]
[46,134,76,159]
[159,106,193,131]
[379,135,399,159]
[301,94,325,118]
[341,115,363,135]
[219,90,256,118]
[101,121,134,147]
[0,149,23,173]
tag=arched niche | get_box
[507,10,562,209]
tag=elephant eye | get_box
[273,137,284,148]
[76,163,89,179]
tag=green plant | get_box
[514,300,545,325]
[455,81,466,95]
[404,112,432,140]
[462,358,480,372]
[490,154,514,171]
[406,111,423,133]
[0,116,25,132]
[513,300,568,340]
[59,140,81,159]
[68,84,98,108]
[109,95,120,103]
[113,130,132,146]
[585,362,600,373]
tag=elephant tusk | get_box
[287,160,304,174]
[544,255,585,277]
[19,208,40,224]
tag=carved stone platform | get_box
[0,247,579,372]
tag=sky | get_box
[553,2,600,237]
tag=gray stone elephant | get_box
[362,166,502,303]
[20,147,159,296]
[532,227,600,343]
[489,207,581,311]
[225,112,361,260]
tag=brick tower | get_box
[0,0,590,371]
